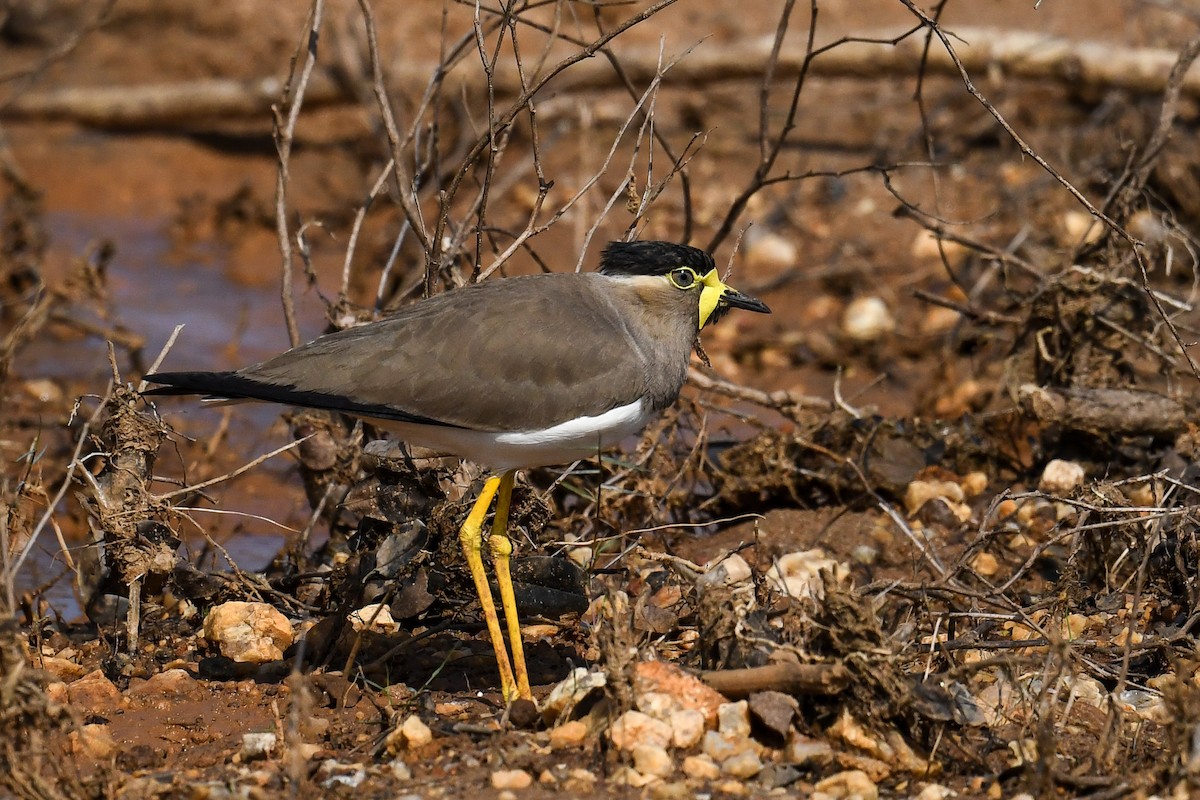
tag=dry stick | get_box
[1109,34,1200,215]
[468,0,700,242]
[687,367,831,414]
[700,661,850,697]
[14,27,1200,128]
[428,0,680,289]
[898,2,1200,386]
[137,324,185,394]
[339,161,394,301]
[707,0,818,253]
[11,393,109,578]
[274,0,326,348]
[466,1,507,281]
[155,435,313,503]
[478,47,681,281]
[356,0,433,279]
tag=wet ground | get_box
[5,1,1200,798]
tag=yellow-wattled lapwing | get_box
[144,240,770,702]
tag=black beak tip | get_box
[725,291,771,315]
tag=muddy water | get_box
[16,211,327,620]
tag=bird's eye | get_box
[669,268,696,289]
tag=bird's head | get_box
[599,241,771,329]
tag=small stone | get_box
[910,229,968,267]
[44,681,68,704]
[714,779,749,796]
[1061,211,1104,245]
[610,710,673,751]
[842,297,895,343]
[550,720,589,749]
[904,480,964,517]
[563,768,597,792]
[632,743,674,778]
[634,661,726,726]
[296,742,322,761]
[347,603,399,634]
[920,306,962,336]
[765,550,847,602]
[67,670,122,711]
[22,378,64,404]
[637,691,680,720]
[541,668,606,723]
[745,232,798,273]
[681,754,721,781]
[301,716,331,740]
[126,668,200,701]
[611,765,657,788]
[648,781,693,800]
[697,553,752,588]
[785,734,833,766]
[717,700,751,738]
[565,543,593,568]
[1038,459,1085,495]
[1128,209,1171,245]
[509,698,539,729]
[240,732,278,761]
[400,714,433,747]
[384,714,433,755]
[721,750,763,778]
[69,723,116,758]
[850,544,878,565]
[38,656,86,682]
[669,708,706,749]
[702,730,750,762]
[971,552,999,577]
[491,769,533,790]
[814,769,879,800]
[915,783,956,800]
[389,759,412,780]
[748,691,797,739]
[538,769,557,785]
[203,601,294,664]
[318,760,367,789]
[961,472,989,498]
[834,753,892,783]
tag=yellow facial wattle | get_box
[698,269,730,328]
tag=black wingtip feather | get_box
[142,370,459,428]
[141,371,244,397]
[599,241,715,277]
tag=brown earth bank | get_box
[4,1,1200,798]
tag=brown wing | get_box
[151,274,659,432]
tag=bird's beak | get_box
[719,286,771,315]
[698,270,771,327]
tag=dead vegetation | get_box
[4,1,1200,798]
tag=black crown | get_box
[599,241,715,277]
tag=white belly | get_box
[369,399,657,470]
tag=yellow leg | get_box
[488,471,532,701]
[459,474,518,701]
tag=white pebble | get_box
[610,710,672,751]
[400,714,433,748]
[239,732,277,761]
[717,701,751,738]
[632,743,674,777]
[491,769,533,790]
[1038,459,1085,495]
[841,297,895,343]
[681,754,720,780]
[669,709,706,749]
[721,750,763,778]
